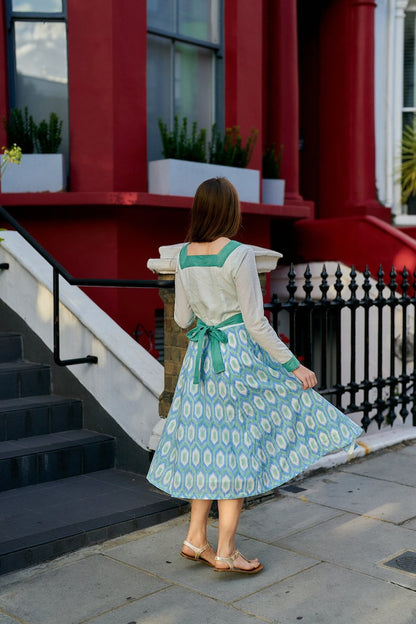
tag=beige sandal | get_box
[214,549,264,574]
[180,540,214,567]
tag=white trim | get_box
[0,231,164,452]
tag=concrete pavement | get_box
[1,440,416,623]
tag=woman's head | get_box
[187,177,241,242]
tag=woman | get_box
[147,177,362,574]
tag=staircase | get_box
[0,332,187,575]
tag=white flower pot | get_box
[0,154,66,193]
[262,178,285,205]
[148,159,260,203]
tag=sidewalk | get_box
[1,436,416,624]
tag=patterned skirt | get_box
[147,322,362,500]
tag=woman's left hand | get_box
[292,364,317,390]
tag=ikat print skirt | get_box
[147,323,363,500]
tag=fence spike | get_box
[362,265,372,299]
[334,264,344,300]
[319,264,329,301]
[287,263,297,302]
[402,266,410,297]
[303,264,313,302]
[376,264,385,297]
[349,266,358,300]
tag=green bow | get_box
[186,313,243,384]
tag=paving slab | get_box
[234,561,416,624]
[224,495,344,542]
[403,517,416,530]
[275,511,416,591]
[0,614,20,624]
[104,519,319,603]
[0,554,169,624]
[341,445,416,487]
[86,585,264,624]
[286,470,416,523]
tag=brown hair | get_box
[187,177,241,242]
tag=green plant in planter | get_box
[263,144,283,179]
[3,108,63,154]
[36,112,63,154]
[400,119,416,206]
[158,115,206,162]
[209,124,258,168]
[3,107,36,154]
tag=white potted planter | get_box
[0,154,66,193]
[262,178,285,205]
[148,159,260,203]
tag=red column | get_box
[347,0,379,212]
[265,0,302,204]
[67,0,147,192]
[224,0,263,172]
[0,6,8,149]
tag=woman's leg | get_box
[216,499,260,571]
[182,499,216,565]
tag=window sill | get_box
[0,191,314,219]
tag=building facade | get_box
[1,0,416,346]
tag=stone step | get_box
[0,430,115,491]
[0,395,83,441]
[0,361,51,399]
[0,469,188,575]
[0,332,23,362]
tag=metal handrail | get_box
[0,205,173,366]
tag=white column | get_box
[391,0,410,216]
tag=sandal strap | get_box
[215,549,239,569]
[183,540,209,559]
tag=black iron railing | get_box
[266,263,416,431]
[1,204,414,432]
[0,205,173,367]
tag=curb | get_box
[301,425,416,478]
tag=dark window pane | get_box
[178,0,219,43]
[14,21,68,158]
[147,35,172,161]
[147,0,175,32]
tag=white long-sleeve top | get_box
[174,241,299,371]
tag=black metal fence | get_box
[265,263,416,432]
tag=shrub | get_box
[3,107,36,154]
[36,112,63,154]
[158,116,206,162]
[209,124,258,168]
[263,144,283,179]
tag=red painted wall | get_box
[0,0,8,150]
[224,0,262,173]
[294,216,416,278]
[67,0,147,192]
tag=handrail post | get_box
[53,268,98,366]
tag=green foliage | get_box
[158,116,206,162]
[262,144,283,179]
[36,112,63,154]
[3,107,36,154]
[209,124,258,168]
[1,144,22,179]
[3,108,63,154]
[401,120,416,204]
[157,116,259,168]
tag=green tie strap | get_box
[186,313,243,384]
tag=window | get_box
[5,0,69,161]
[147,0,223,161]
